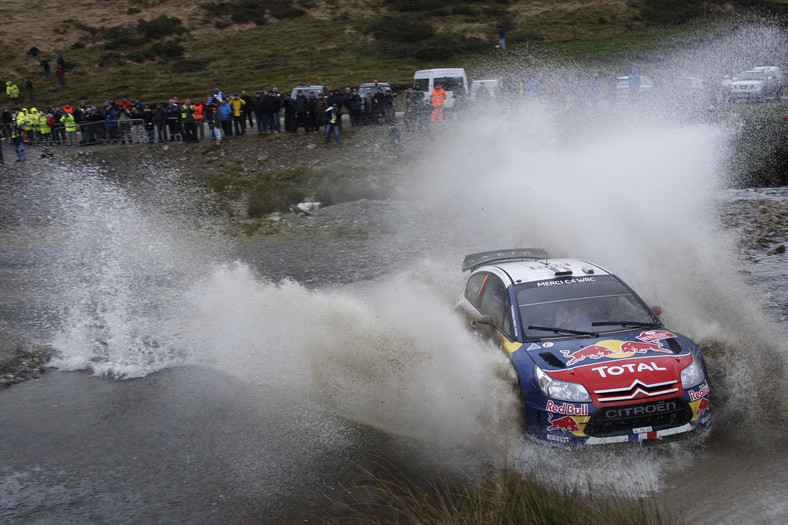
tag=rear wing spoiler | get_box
[462,248,549,272]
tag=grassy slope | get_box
[3,0,786,107]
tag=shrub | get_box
[138,15,187,39]
[388,0,444,12]
[149,40,185,59]
[452,5,478,15]
[170,59,207,73]
[200,2,230,17]
[641,0,702,25]
[126,49,155,62]
[230,0,268,25]
[268,3,306,18]
[104,35,150,50]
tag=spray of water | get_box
[6,22,785,500]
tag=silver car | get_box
[730,70,780,102]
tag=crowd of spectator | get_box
[0,83,421,153]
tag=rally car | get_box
[456,249,712,445]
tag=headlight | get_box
[534,366,591,402]
[681,359,705,388]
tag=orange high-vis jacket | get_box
[431,87,446,106]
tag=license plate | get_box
[633,426,653,433]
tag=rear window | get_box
[433,76,465,92]
[358,83,391,98]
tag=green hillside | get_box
[2,0,787,106]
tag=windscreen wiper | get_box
[527,325,599,337]
[591,321,661,328]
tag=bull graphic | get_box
[620,340,672,355]
[546,413,580,433]
[696,398,710,416]
[560,345,615,366]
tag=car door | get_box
[465,272,515,341]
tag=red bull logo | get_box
[696,397,710,416]
[561,338,672,366]
[546,413,580,433]
[637,330,676,343]
[561,345,616,366]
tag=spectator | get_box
[228,93,246,135]
[361,92,373,125]
[372,87,385,125]
[383,89,395,124]
[40,58,51,78]
[348,90,361,126]
[142,106,155,144]
[251,90,265,133]
[293,90,309,133]
[56,65,66,85]
[325,104,340,144]
[431,83,446,121]
[240,89,254,128]
[27,45,39,57]
[181,98,197,143]
[103,104,119,144]
[271,87,282,132]
[193,98,205,139]
[10,123,26,161]
[165,99,181,141]
[218,98,232,137]
[62,109,77,146]
[1,106,13,139]
[154,102,168,142]
[498,25,506,50]
[6,81,20,102]
[263,90,279,133]
[208,102,223,142]
[282,93,296,133]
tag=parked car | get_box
[290,84,329,100]
[456,249,712,445]
[615,75,654,100]
[358,81,395,99]
[730,70,781,102]
[470,79,498,100]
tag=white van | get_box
[413,68,469,108]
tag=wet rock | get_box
[0,331,57,388]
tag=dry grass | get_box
[316,460,667,525]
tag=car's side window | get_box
[479,275,511,335]
[465,273,489,308]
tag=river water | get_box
[2,28,788,523]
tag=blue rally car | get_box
[455,249,712,444]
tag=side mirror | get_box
[472,314,496,334]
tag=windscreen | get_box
[514,275,659,340]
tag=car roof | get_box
[489,259,612,285]
[463,249,612,283]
